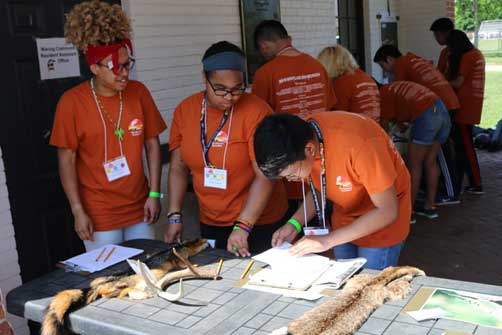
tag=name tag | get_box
[303,227,330,236]
[104,156,131,182]
[204,167,227,190]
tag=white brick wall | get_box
[0,149,29,335]
[123,0,337,140]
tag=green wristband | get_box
[149,191,162,198]
[233,226,241,231]
[287,218,302,233]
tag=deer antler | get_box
[138,260,185,302]
[156,248,220,290]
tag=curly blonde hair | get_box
[64,0,131,51]
[318,45,359,79]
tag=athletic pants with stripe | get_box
[452,123,482,192]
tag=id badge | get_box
[303,227,330,236]
[204,167,227,190]
[103,156,131,182]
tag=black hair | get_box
[446,29,474,80]
[373,44,402,63]
[430,17,454,32]
[202,40,244,60]
[253,114,313,179]
[253,20,289,49]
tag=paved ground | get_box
[399,150,502,285]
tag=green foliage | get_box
[455,0,502,32]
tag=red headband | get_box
[85,39,133,74]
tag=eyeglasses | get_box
[206,77,245,97]
[96,58,136,74]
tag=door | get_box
[0,0,120,283]
[337,0,366,69]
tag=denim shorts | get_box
[410,99,452,145]
[333,241,405,270]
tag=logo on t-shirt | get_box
[212,130,228,148]
[336,176,353,192]
[128,118,144,136]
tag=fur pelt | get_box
[273,266,425,335]
[41,239,208,335]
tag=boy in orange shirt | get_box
[50,1,166,251]
[252,20,337,203]
[379,81,451,220]
[254,113,411,270]
[318,45,380,121]
[430,17,454,75]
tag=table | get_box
[7,239,502,335]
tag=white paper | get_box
[250,243,365,291]
[207,239,216,248]
[407,308,449,321]
[62,245,143,273]
[36,38,81,80]
[243,282,324,301]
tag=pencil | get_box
[95,247,107,262]
[240,259,254,279]
[103,246,116,262]
[216,259,223,277]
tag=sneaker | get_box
[464,186,484,195]
[410,214,417,225]
[414,205,439,219]
[435,195,461,206]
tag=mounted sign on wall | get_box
[36,38,81,80]
[239,0,281,85]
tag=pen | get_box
[216,259,223,276]
[240,259,254,279]
[95,247,107,262]
[103,246,116,262]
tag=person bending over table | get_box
[164,41,288,257]
[253,112,411,270]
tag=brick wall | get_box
[0,150,29,335]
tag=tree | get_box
[455,0,502,32]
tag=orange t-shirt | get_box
[333,69,381,121]
[307,112,411,248]
[252,52,337,200]
[379,81,438,122]
[169,91,288,227]
[394,52,459,111]
[50,80,167,231]
[454,48,485,125]
[252,53,337,117]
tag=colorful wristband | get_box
[234,223,252,233]
[287,218,302,233]
[168,218,182,224]
[233,225,241,231]
[149,191,163,198]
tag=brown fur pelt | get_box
[64,0,131,51]
[275,266,425,335]
[41,239,209,335]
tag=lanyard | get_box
[308,120,327,229]
[90,79,124,163]
[200,97,233,168]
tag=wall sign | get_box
[36,38,81,80]
[239,0,280,85]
